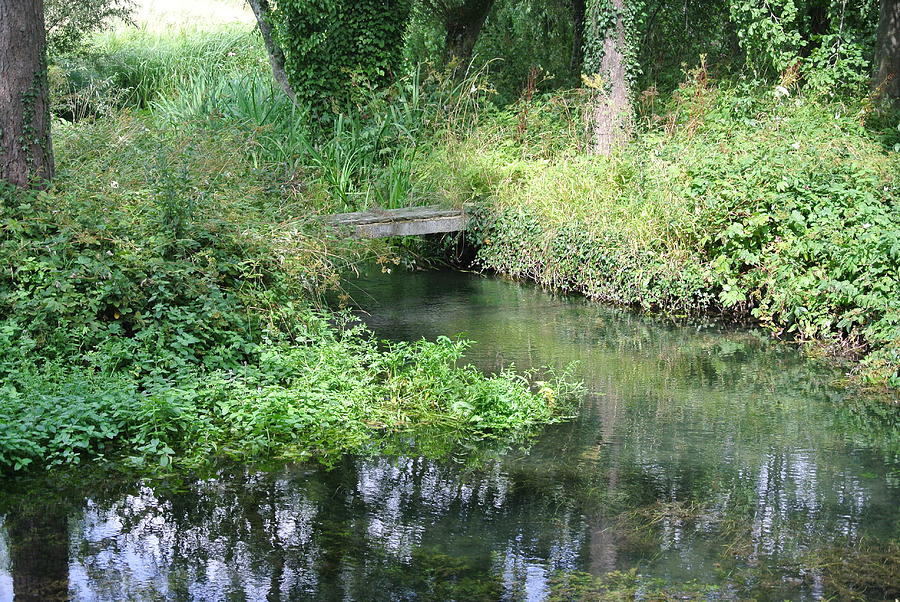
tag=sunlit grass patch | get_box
[128,0,254,32]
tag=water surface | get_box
[1,269,897,600]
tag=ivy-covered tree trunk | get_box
[584,0,634,155]
[266,0,411,111]
[0,0,54,188]
[874,0,900,100]
[247,0,297,101]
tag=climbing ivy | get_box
[582,0,645,90]
[274,0,412,111]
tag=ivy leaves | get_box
[273,0,412,112]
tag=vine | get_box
[19,61,52,185]
[273,1,412,112]
[582,0,645,94]
[728,0,880,91]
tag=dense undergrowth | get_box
[419,77,900,389]
[0,161,576,471]
[0,28,575,473]
[2,14,897,474]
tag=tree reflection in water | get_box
[0,270,896,600]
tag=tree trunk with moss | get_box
[0,0,54,188]
[874,0,900,101]
[583,0,633,155]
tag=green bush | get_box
[0,326,579,471]
[420,83,900,388]
[275,0,411,111]
[0,84,579,471]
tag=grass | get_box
[0,22,586,473]
[130,0,254,31]
[416,77,900,389]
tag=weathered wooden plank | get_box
[324,205,470,238]
[352,214,469,238]
[327,205,463,226]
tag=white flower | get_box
[227,52,236,57]
[774,85,790,97]
[110,180,119,189]
[791,141,801,150]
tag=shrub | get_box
[419,84,900,387]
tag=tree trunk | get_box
[7,506,69,601]
[571,0,586,75]
[247,0,297,101]
[874,0,900,101]
[443,0,495,72]
[0,0,54,188]
[585,0,633,155]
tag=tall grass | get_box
[57,26,264,110]
[148,60,496,211]
[52,22,499,213]
[130,0,254,32]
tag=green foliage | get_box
[469,204,716,315]
[152,60,490,211]
[728,0,880,93]
[45,0,135,55]
[635,0,733,93]
[0,324,579,471]
[583,0,645,86]
[0,38,580,472]
[729,0,806,77]
[418,81,900,388]
[473,0,577,103]
[274,0,412,111]
[49,25,263,119]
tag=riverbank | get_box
[0,25,574,473]
[3,17,897,475]
[418,82,900,390]
[46,19,900,392]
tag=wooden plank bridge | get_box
[325,205,470,239]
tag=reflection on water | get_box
[0,270,897,600]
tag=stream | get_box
[0,269,897,600]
